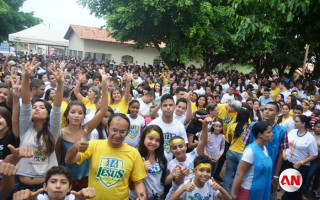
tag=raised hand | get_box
[177,165,190,177]
[8,145,34,158]
[22,57,40,77]
[48,64,64,84]
[198,116,213,125]
[184,178,195,192]
[136,191,146,200]
[71,187,96,200]
[13,188,44,200]
[0,162,18,176]
[10,75,21,98]
[142,157,151,172]
[211,177,222,190]
[78,129,89,153]
[171,164,181,178]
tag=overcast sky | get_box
[20,0,106,38]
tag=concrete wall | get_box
[68,33,84,51]
[67,32,161,65]
[83,39,161,65]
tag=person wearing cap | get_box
[259,88,274,111]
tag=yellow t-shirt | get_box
[78,140,147,200]
[228,121,247,153]
[191,102,197,114]
[218,104,237,138]
[149,83,155,89]
[270,87,281,101]
[61,101,68,128]
[82,97,97,115]
[109,97,129,114]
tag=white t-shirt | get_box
[130,162,164,199]
[138,98,152,116]
[37,193,75,200]
[124,115,145,148]
[241,146,269,189]
[173,113,186,125]
[178,178,220,199]
[303,110,312,117]
[221,83,230,94]
[90,128,107,140]
[221,93,235,104]
[281,90,291,102]
[167,149,198,199]
[148,117,188,161]
[285,129,318,166]
[281,118,295,133]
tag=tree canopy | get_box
[0,0,42,42]
[80,0,320,77]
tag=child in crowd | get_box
[130,125,178,199]
[125,100,145,148]
[169,155,230,200]
[13,166,96,200]
[205,118,225,176]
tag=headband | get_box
[146,130,160,137]
[212,121,221,125]
[196,114,209,118]
[303,100,310,105]
[291,92,298,95]
[169,138,185,147]
[194,163,212,170]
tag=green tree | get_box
[0,0,42,42]
[80,0,235,69]
[231,0,320,77]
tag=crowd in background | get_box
[0,52,320,200]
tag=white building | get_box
[64,24,162,66]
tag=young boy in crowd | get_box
[169,155,230,200]
[13,166,96,200]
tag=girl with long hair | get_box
[56,77,109,191]
[130,125,176,200]
[16,60,64,191]
[90,107,114,140]
[44,88,56,105]
[252,99,263,122]
[231,121,273,200]
[153,82,163,105]
[196,95,207,110]
[74,73,101,119]
[205,118,225,176]
[125,100,145,148]
[286,95,297,117]
[276,104,291,124]
[223,108,251,191]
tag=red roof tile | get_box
[64,24,165,48]
[65,24,135,44]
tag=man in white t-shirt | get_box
[148,94,188,161]
[221,87,235,103]
[220,77,229,94]
[138,91,155,117]
[280,82,291,102]
[282,105,303,133]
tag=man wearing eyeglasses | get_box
[65,113,147,200]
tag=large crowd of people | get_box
[0,52,320,200]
